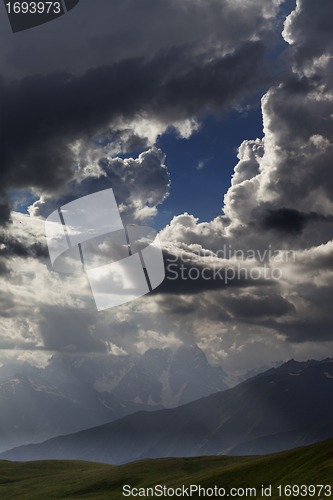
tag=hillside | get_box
[1,359,332,464]
[0,439,331,500]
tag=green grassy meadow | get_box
[0,439,331,499]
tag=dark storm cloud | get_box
[0,229,48,278]
[30,147,170,223]
[266,316,333,343]
[225,74,333,237]
[154,250,277,296]
[154,288,295,325]
[283,0,333,69]
[107,320,140,355]
[38,305,108,353]
[0,202,12,227]
[281,74,320,95]
[0,233,48,259]
[0,0,331,362]
[0,201,12,227]
[264,79,333,142]
[297,250,333,273]
[0,0,281,79]
[262,208,333,235]
[222,293,296,319]
[0,260,10,277]
[0,40,269,225]
[155,292,231,322]
[257,282,333,343]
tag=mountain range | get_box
[0,344,231,452]
[1,357,331,463]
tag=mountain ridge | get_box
[0,344,229,452]
[1,357,331,464]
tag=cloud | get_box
[0,213,49,264]
[0,0,283,79]
[0,40,272,226]
[196,157,213,170]
[29,147,170,224]
[282,0,333,71]
[0,233,48,259]
[37,305,109,353]
[0,0,332,370]
[0,218,102,354]
[230,139,264,186]
[0,211,331,368]
[0,261,10,278]
[0,202,11,227]
[155,0,333,348]
[261,208,333,235]
[222,293,296,319]
[158,249,280,296]
[0,0,285,228]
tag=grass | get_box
[0,439,331,499]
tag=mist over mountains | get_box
[1,357,332,464]
[0,344,234,452]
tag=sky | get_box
[0,0,332,373]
